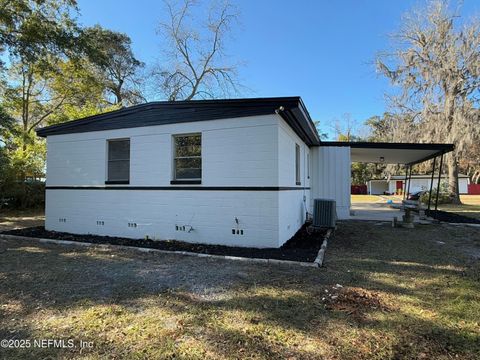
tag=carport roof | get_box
[320,141,454,165]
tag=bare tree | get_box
[153,0,241,100]
[376,0,480,204]
[331,113,362,141]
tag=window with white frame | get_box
[107,139,130,183]
[173,133,202,181]
[295,143,301,185]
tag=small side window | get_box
[107,139,130,183]
[295,144,301,185]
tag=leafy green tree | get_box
[46,59,120,124]
[82,26,145,106]
[0,1,143,208]
[0,0,81,68]
[1,0,82,153]
[0,105,16,143]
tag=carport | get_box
[315,142,455,221]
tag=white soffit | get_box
[350,148,439,164]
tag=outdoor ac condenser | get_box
[313,198,337,228]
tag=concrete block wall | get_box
[277,118,310,244]
[45,114,310,248]
[45,189,279,248]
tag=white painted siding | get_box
[310,146,351,219]
[277,118,310,245]
[45,114,311,248]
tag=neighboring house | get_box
[367,174,470,195]
[37,97,454,248]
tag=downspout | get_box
[303,145,308,220]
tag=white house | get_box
[367,174,470,195]
[37,97,454,248]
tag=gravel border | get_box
[0,232,333,268]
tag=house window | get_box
[107,139,130,183]
[173,133,201,182]
[295,144,301,185]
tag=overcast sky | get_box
[77,0,480,139]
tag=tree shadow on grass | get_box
[1,222,480,358]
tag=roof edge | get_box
[36,97,304,137]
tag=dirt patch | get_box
[2,223,328,262]
[426,209,480,224]
[322,285,393,320]
[0,209,44,232]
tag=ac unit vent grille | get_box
[313,198,337,228]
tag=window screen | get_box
[107,139,130,182]
[174,134,201,180]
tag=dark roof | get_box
[36,97,321,146]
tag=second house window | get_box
[107,139,130,183]
[173,133,202,181]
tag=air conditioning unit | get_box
[313,198,337,228]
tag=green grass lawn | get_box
[438,195,480,220]
[351,194,480,220]
[1,221,480,359]
[350,195,383,203]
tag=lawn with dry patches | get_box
[0,209,44,232]
[439,195,480,220]
[1,221,479,359]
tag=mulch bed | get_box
[2,223,328,262]
[426,209,480,224]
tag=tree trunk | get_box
[446,152,461,204]
[472,169,480,184]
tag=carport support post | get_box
[407,165,412,197]
[403,165,409,200]
[428,157,437,211]
[434,152,444,211]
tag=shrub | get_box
[0,146,45,209]
[419,181,452,205]
[0,180,45,209]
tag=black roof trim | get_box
[36,97,320,145]
[319,141,455,151]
